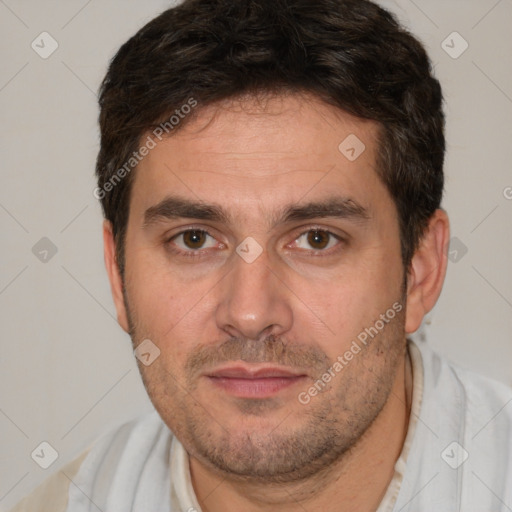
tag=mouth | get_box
[205,365,308,399]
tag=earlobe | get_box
[405,209,450,334]
[103,221,130,333]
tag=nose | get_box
[215,246,293,341]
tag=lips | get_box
[206,365,307,398]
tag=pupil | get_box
[308,230,328,249]
[184,230,205,248]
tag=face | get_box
[114,93,408,482]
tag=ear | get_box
[405,209,450,334]
[103,220,130,333]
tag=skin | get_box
[104,92,449,512]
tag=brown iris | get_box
[183,230,208,249]
[307,230,330,250]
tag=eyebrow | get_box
[143,195,371,228]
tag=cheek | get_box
[124,248,193,324]
[293,259,401,353]
[124,251,220,367]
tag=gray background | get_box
[1,0,511,509]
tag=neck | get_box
[189,346,413,512]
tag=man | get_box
[11,0,512,510]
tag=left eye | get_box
[171,229,218,251]
[292,229,340,251]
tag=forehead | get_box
[130,93,392,225]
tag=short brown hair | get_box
[96,0,445,276]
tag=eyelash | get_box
[165,226,344,259]
[166,228,219,259]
